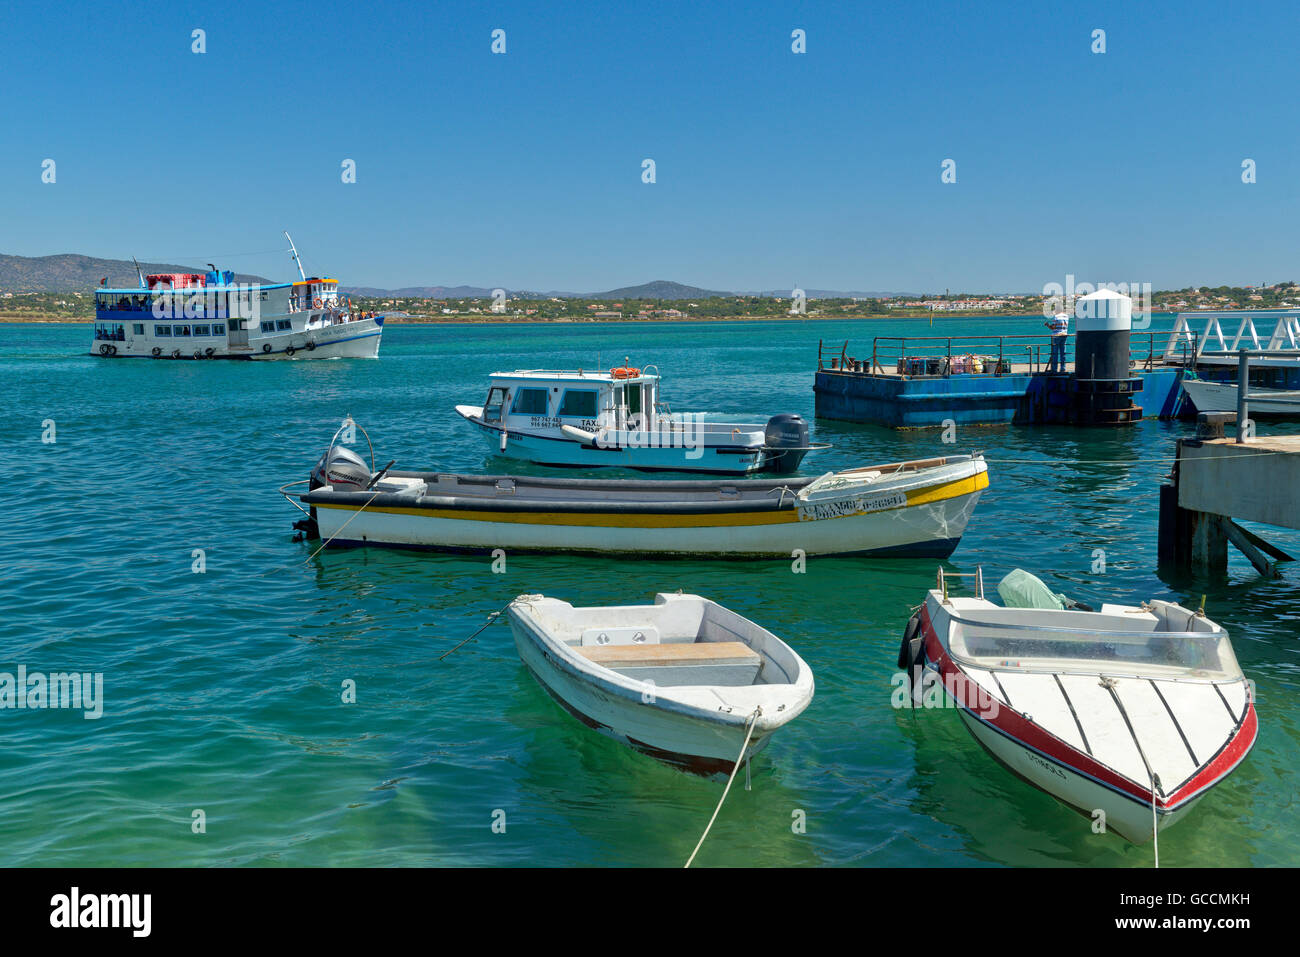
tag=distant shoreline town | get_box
[6,282,1300,324]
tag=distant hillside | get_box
[343,279,918,300]
[588,280,726,300]
[0,253,272,293]
[748,288,920,299]
[343,284,501,298]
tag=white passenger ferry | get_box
[455,364,825,474]
[89,236,383,360]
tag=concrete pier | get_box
[1158,417,1300,576]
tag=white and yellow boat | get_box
[285,428,989,558]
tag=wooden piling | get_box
[1158,413,1299,577]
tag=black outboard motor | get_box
[763,413,810,473]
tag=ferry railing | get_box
[817,332,1198,377]
[867,334,1066,375]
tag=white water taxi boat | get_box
[455,365,826,474]
[285,424,989,558]
[900,568,1257,844]
[88,234,383,360]
[506,593,814,774]
[1181,377,1300,417]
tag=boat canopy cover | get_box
[997,568,1070,610]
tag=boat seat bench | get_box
[576,641,762,687]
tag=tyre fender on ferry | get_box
[306,339,316,351]
[171,348,182,359]
[205,347,215,357]
[99,343,111,356]
[263,343,272,354]
[194,349,203,359]
[285,345,296,357]
[151,346,162,357]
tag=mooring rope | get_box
[438,594,542,661]
[684,706,761,869]
[1101,676,1163,867]
[1151,778,1160,869]
[302,488,385,564]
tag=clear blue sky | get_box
[2,0,1296,293]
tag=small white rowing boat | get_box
[506,593,814,775]
[901,568,1257,844]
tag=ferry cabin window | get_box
[212,322,226,336]
[512,388,550,416]
[261,321,276,333]
[193,324,211,336]
[175,325,192,337]
[276,319,292,331]
[558,390,598,418]
[133,323,144,335]
[156,325,172,337]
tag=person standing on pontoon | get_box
[1044,311,1069,373]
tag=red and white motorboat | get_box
[899,569,1258,844]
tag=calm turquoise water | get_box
[2,315,1297,868]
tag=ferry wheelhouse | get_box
[454,365,825,474]
[89,246,383,361]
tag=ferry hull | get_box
[92,318,382,360]
[247,324,382,359]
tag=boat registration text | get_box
[797,490,909,521]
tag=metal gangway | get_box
[1164,310,1300,363]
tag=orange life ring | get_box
[313,298,323,309]
[610,366,641,379]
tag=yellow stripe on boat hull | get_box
[311,469,989,529]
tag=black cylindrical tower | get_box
[1070,289,1143,425]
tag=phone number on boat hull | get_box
[797,490,909,521]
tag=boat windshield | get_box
[947,615,1243,680]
